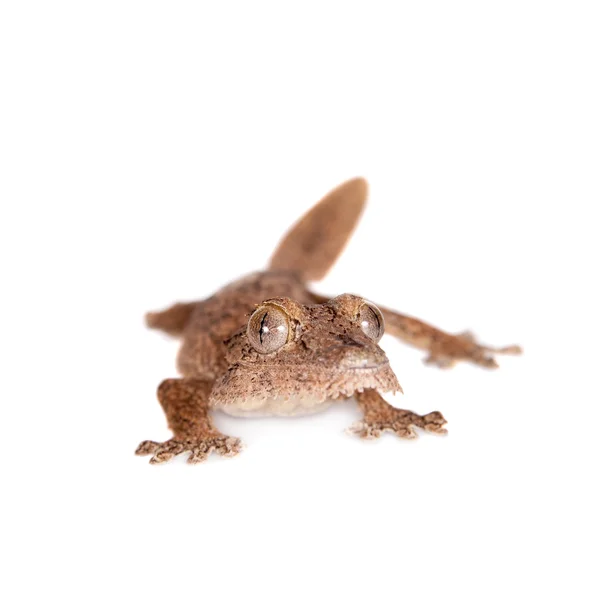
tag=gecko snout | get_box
[335,340,389,371]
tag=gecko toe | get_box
[135,440,161,456]
[421,411,448,434]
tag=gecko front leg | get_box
[349,389,447,439]
[135,378,242,464]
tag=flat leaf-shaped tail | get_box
[269,177,368,282]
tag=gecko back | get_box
[146,177,367,337]
[269,177,368,282]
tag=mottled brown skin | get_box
[137,178,521,464]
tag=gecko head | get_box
[211,294,401,409]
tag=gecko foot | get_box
[348,409,447,440]
[135,435,242,465]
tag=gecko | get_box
[136,178,521,464]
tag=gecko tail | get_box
[268,177,368,282]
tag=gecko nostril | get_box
[326,340,366,355]
[329,332,370,347]
[344,340,365,349]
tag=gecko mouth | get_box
[343,357,390,372]
[345,363,388,372]
[330,360,402,400]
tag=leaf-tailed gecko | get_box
[136,178,521,464]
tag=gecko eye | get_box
[247,305,291,354]
[359,302,384,343]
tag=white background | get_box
[1,2,599,599]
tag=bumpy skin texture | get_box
[210,295,402,412]
[137,177,521,464]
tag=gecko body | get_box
[137,178,521,464]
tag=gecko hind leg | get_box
[424,330,522,369]
[135,378,242,464]
[145,301,198,337]
[349,389,447,440]
[309,293,522,370]
[379,308,522,370]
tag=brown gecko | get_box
[136,178,521,464]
